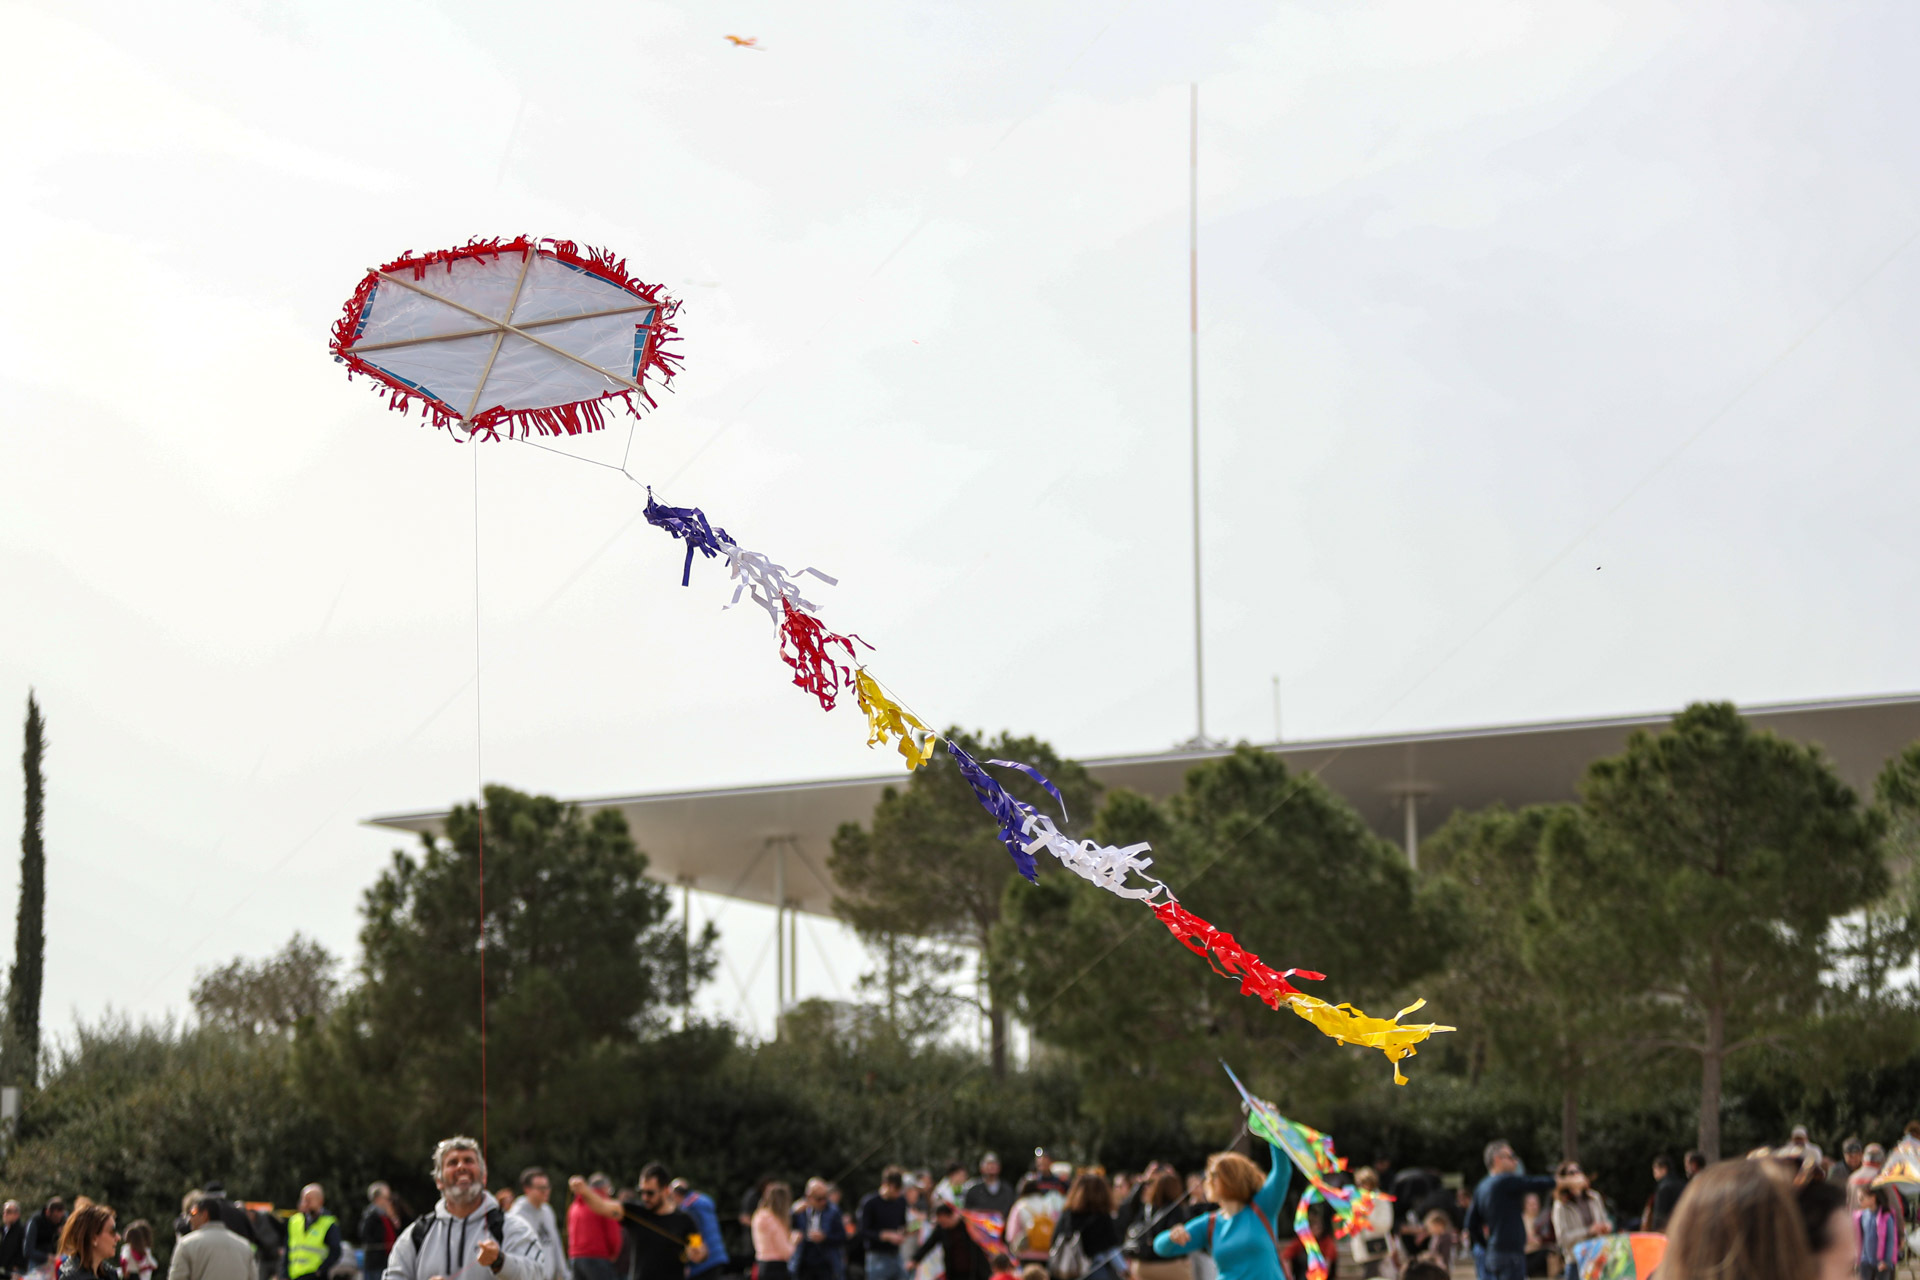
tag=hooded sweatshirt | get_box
[382,1191,544,1280]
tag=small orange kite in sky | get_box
[724,35,763,49]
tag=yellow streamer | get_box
[1285,996,1454,1085]
[855,670,937,770]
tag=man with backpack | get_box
[380,1137,546,1280]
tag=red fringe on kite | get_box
[1152,900,1325,1009]
[328,236,681,442]
[778,603,866,711]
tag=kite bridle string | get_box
[472,444,489,1163]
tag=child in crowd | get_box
[1416,1210,1456,1273]
[1857,1186,1900,1280]
[117,1221,157,1280]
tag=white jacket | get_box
[382,1193,544,1280]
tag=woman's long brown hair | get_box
[1065,1172,1113,1216]
[1662,1161,1812,1280]
[58,1205,116,1274]
[1142,1172,1183,1211]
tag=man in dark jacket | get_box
[0,1201,26,1278]
[1644,1157,1687,1232]
[23,1200,64,1273]
[792,1181,845,1280]
[1462,1142,1556,1280]
[359,1185,400,1280]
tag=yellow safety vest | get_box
[288,1213,337,1280]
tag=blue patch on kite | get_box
[631,313,655,378]
[361,358,455,414]
[353,283,379,339]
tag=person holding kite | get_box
[1150,1144,1291,1280]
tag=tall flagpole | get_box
[1189,82,1208,746]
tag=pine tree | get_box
[5,693,46,1085]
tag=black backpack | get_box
[410,1210,507,1252]
[233,1206,281,1252]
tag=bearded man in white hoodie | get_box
[383,1137,546,1280]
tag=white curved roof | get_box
[366,693,1920,916]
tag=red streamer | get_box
[778,604,866,711]
[1152,900,1324,1009]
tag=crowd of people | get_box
[1446,1124,1920,1280]
[4,1121,1918,1280]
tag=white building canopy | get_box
[366,693,1920,916]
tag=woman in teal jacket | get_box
[1151,1145,1292,1280]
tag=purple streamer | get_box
[987,758,1068,824]
[946,741,1040,882]
[645,488,734,586]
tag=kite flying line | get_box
[472,444,489,1161]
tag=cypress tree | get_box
[6,693,45,1084]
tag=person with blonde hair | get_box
[1152,1143,1291,1280]
[54,1205,118,1280]
[1661,1160,1811,1280]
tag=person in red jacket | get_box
[566,1177,624,1280]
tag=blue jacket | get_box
[681,1193,728,1278]
[792,1202,846,1275]
[1153,1142,1291,1280]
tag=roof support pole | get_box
[679,876,693,1027]
[773,844,786,1036]
[1403,792,1420,872]
[1188,81,1208,747]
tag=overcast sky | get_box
[3,0,1919,1042]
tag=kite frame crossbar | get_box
[464,246,538,423]
[343,302,657,355]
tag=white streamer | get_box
[1017,811,1168,902]
[716,538,838,622]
